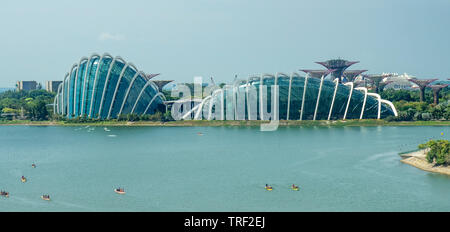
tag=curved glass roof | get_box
[54,53,166,119]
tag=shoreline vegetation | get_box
[401,140,450,176]
[400,149,450,176]
[1,119,449,127]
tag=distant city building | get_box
[16,81,37,91]
[46,81,63,93]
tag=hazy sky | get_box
[1,0,449,87]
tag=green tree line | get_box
[0,90,55,121]
[419,140,450,166]
[382,88,450,121]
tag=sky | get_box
[0,0,449,87]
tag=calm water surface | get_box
[0,125,449,211]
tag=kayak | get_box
[114,189,126,194]
[21,177,27,183]
[0,193,9,198]
[265,187,273,191]
[41,196,50,201]
[292,187,299,191]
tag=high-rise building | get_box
[16,81,37,91]
[46,81,63,93]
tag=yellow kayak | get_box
[292,187,299,191]
[265,187,273,191]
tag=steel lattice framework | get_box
[180,72,398,121]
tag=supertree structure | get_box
[408,78,438,102]
[363,74,392,94]
[315,59,359,83]
[343,70,367,83]
[428,84,448,105]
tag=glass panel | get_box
[277,77,290,120]
[380,104,395,118]
[145,96,164,114]
[345,89,365,119]
[315,79,335,120]
[68,67,77,118]
[288,76,305,120]
[83,57,99,116]
[121,75,147,115]
[329,84,350,120]
[74,61,87,117]
[91,57,113,118]
[250,79,261,120]
[109,66,137,118]
[302,77,320,120]
[100,61,125,119]
[133,85,154,115]
[364,97,378,119]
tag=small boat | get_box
[21,176,27,183]
[292,186,299,191]
[104,127,111,132]
[114,188,126,195]
[0,191,9,198]
[41,195,50,201]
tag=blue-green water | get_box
[0,125,449,212]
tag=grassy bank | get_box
[1,119,449,127]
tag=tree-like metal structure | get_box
[343,70,368,83]
[408,78,438,102]
[363,74,392,94]
[429,84,448,105]
[315,59,359,83]
[152,80,174,91]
